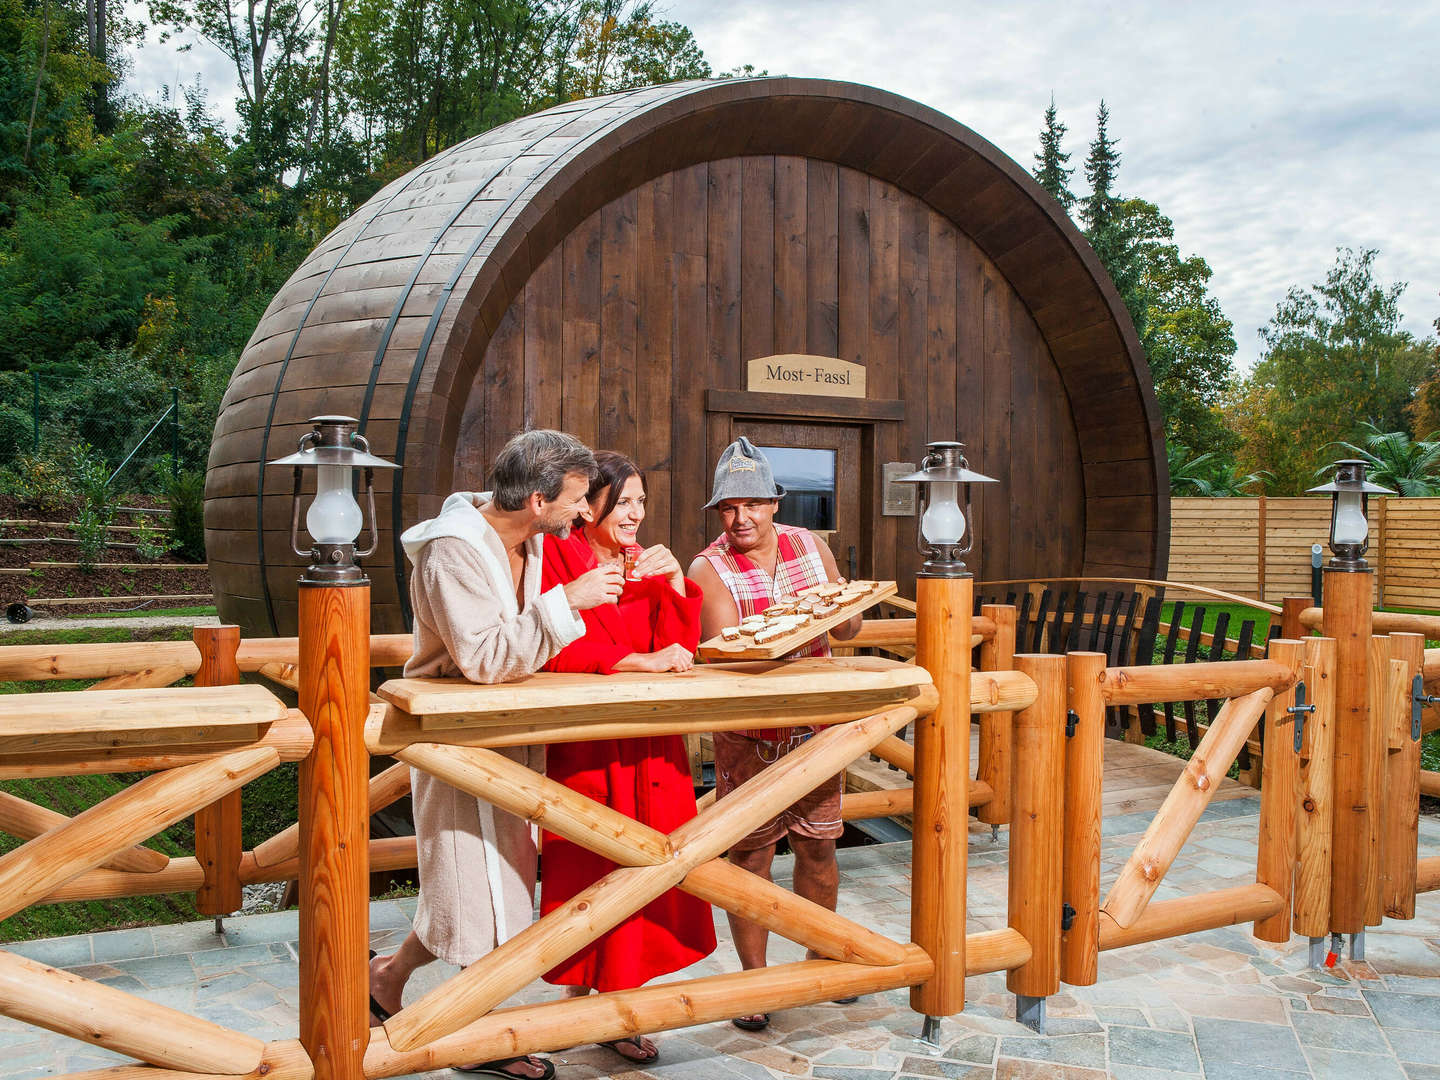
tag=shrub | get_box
[74,506,110,571]
[133,516,176,560]
[9,454,75,514]
[167,469,206,562]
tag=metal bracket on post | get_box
[1308,937,1327,968]
[1061,902,1076,932]
[1349,931,1366,962]
[1276,681,1314,752]
[918,1015,942,1049]
[1015,994,1046,1033]
[1412,674,1439,742]
[1065,709,1078,738]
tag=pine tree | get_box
[1031,94,1075,211]
[1080,100,1120,234]
[1077,100,1145,338]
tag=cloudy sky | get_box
[129,1,1439,370]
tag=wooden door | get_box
[729,419,865,578]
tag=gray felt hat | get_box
[703,436,787,509]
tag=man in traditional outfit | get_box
[368,429,622,1080]
[687,437,863,1032]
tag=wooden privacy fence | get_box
[1170,496,1440,609]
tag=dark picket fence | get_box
[971,587,1279,768]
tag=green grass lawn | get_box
[71,604,217,620]
[1160,600,1273,640]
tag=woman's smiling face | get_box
[590,473,646,550]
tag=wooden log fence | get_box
[2,579,1439,1077]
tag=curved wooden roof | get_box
[209,77,1168,635]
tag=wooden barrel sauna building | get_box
[208,77,1169,636]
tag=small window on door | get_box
[757,446,836,532]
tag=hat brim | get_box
[703,482,786,510]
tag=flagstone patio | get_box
[5,794,1439,1079]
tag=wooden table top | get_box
[0,683,288,756]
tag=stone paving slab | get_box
[3,794,1439,1079]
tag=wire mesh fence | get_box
[0,367,205,495]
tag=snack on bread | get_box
[720,626,742,641]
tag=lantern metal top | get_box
[267,416,399,469]
[893,441,997,486]
[1305,459,1392,496]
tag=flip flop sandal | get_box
[732,1013,770,1031]
[452,1056,555,1079]
[367,950,392,1023]
[600,1036,659,1063]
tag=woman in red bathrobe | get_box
[539,451,716,1065]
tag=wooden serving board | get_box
[696,581,898,661]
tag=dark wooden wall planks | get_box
[455,156,1086,590]
[207,78,1166,636]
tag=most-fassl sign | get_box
[746,354,866,399]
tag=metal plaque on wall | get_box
[882,462,917,516]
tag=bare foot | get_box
[602,1035,658,1063]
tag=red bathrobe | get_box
[538,528,716,990]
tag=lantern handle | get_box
[288,466,310,559]
[355,468,381,559]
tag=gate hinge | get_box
[1065,710,1078,738]
[1061,902,1076,932]
[1413,673,1439,742]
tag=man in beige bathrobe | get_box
[369,429,622,1080]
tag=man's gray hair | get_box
[488,429,597,511]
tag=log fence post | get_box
[1321,567,1374,941]
[1254,639,1302,942]
[1060,652,1105,986]
[193,625,243,923]
[976,603,1016,828]
[1281,597,1309,641]
[910,574,972,1026]
[1007,653,1064,1032]
[1293,637,1336,952]
[298,584,371,1080]
[1382,632,1425,919]
[1364,635,1392,928]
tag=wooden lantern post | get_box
[1310,457,1391,955]
[911,573,972,1024]
[898,440,994,1040]
[1321,566,1374,941]
[271,416,395,1080]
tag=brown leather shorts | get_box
[712,730,844,851]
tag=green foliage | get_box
[133,515,176,559]
[1031,94,1075,211]
[1168,444,1269,497]
[166,468,206,562]
[1320,422,1440,496]
[6,451,74,512]
[1229,248,1436,493]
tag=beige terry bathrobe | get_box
[400,492,586,966]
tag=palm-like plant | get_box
[1168,444,1270,497]
[1320,423,1440,496]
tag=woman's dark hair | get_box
[586,451,647,526]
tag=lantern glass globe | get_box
[920,481,966,545]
